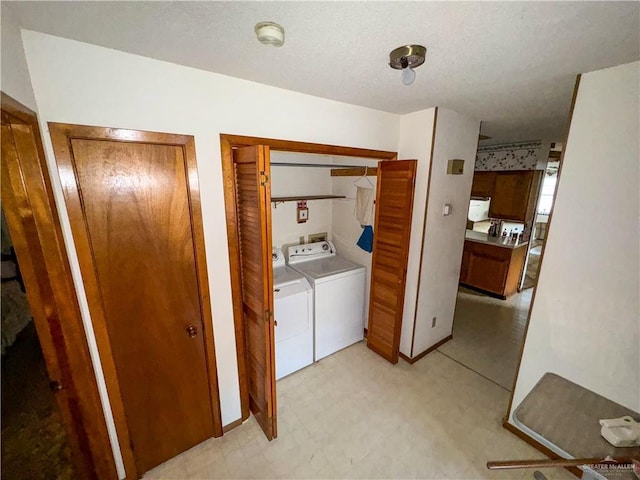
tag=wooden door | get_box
[49,124,222,476]
[489,171,534,220]
[366,160,417,364]
[232,145,277,440]
[1,96,117,480]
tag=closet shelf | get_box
[271,195,346,204]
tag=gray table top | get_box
[514,373,639,478]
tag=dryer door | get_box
[274,283,312,342]
[274,283,313,380]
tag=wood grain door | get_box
[232,145,277,440]
[366,160,417,364]
[1,102,115,479]
[49,124,222,476]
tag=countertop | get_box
[465,230,529,249]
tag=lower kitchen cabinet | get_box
[459,240,528,298]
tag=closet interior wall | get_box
[269,151,378,320]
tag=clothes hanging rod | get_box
[270,162,376,168]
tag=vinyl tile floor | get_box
[439,287,532,391]
[144,341,574,480]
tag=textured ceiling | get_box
[7,1,640,144]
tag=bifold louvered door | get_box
[232,145,277,440]
[366,160,417,364]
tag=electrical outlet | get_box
[432,316,437,328]
[299,236,305,244]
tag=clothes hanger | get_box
[353,166,375,189]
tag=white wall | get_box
[271,196,332,249]
[331,174,378,322]
[397,109,436,356]
[1,5,37,109]
[510,62,640,426]
[535,141,551,170]
[396,108,480,358]
[269,150,378,320]
[412,109,480,355]
[270,152,333,249]
[21,30,400,477]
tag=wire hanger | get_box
[353,166,375,189]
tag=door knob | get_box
[49,380,63,392]
[186,325,198,338]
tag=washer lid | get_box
[273,265,308,288]
[291,256,364,280]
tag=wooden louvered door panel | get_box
[366,160,417,364]
[233,145,277,440]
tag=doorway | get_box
[1,93,120,479]
[442,142,568,393]
[1,208,75,480]
[221,135,416,440]
[520,156,560,291]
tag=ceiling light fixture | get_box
[389,45,427,86]
[255,22,285,47]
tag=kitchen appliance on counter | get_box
[286,241,366,361]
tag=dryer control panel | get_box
[272,248,286,268]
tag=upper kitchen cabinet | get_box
[470,171,495,198]
[489,171,542,222]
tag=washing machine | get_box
[272,248,314,380]
[286,241,366,361]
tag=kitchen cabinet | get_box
[489,171,541,221]
[470,170,542,222]
[459,239,528,298]
[470,171,495,197]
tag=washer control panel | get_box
[286,241,336,264]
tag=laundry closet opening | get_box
[220,135,417,440]
[270,152,379,378]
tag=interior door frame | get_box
[49,123,223,479]
[220,133,397,422]
[1,93,117,479]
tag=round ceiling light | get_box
[389,45,427,86]
[255,22,285,47]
